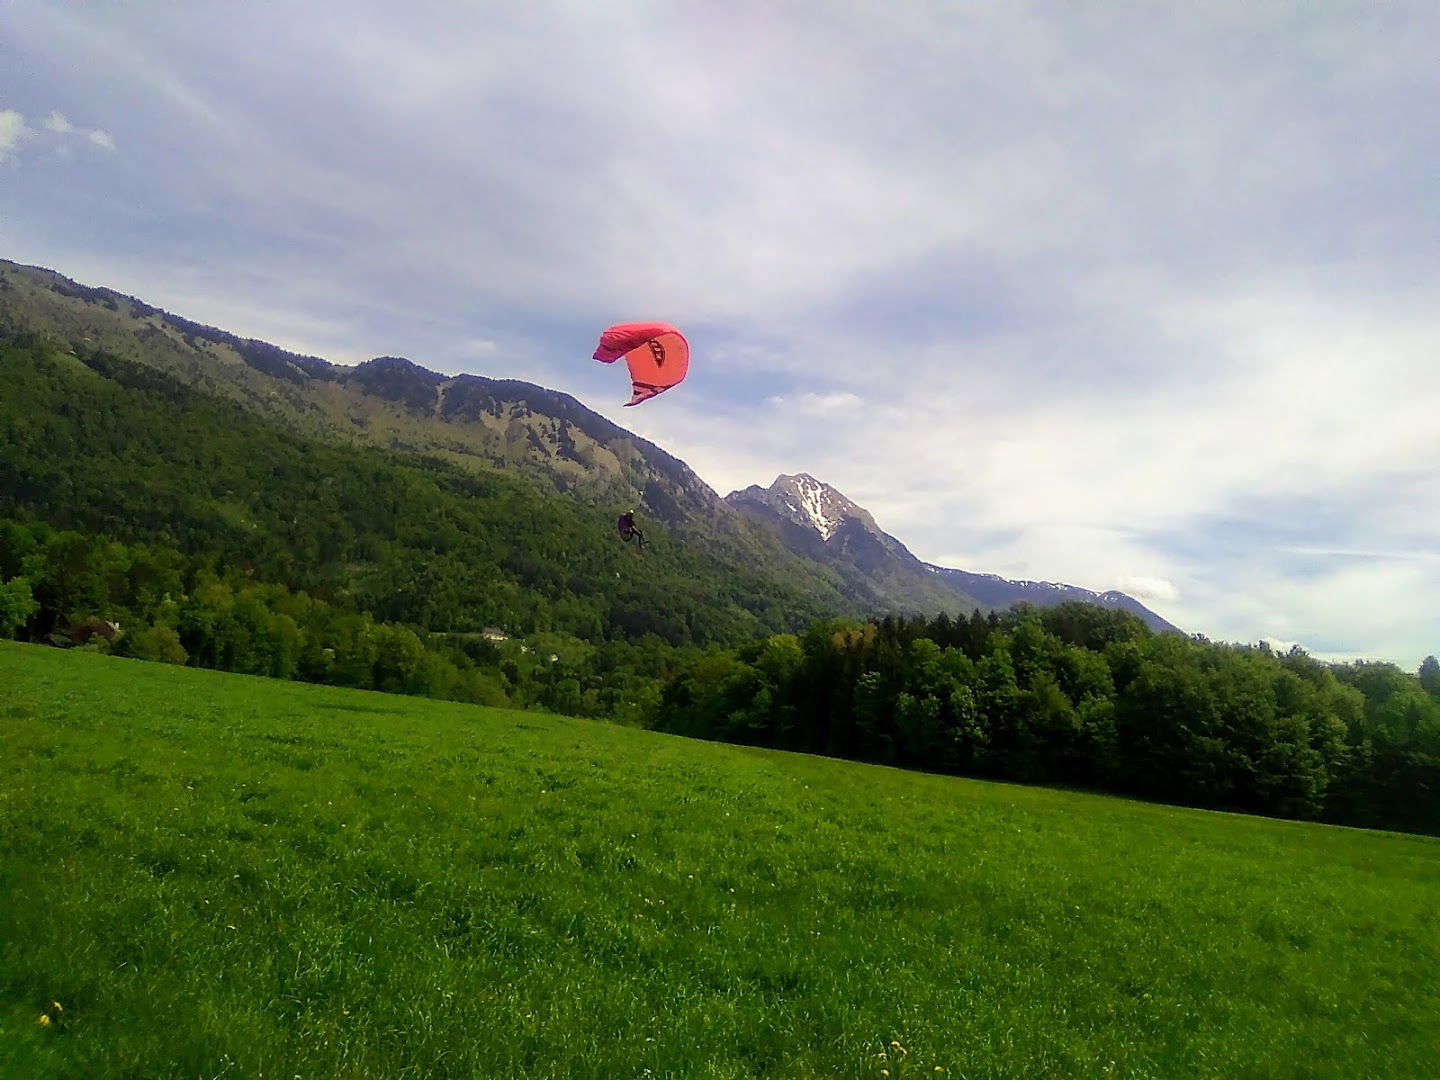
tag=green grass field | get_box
[2,643,1437,1078]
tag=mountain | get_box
[726,473,1178,632]
[0,260,716,522]
[725,474,984,614]
[923,565,1181,633]
[1,330,852,647]
[1,257,1179,630]
[0,258,859,613]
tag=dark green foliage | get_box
[654,607,1440,836]
[0,333,841,649]
[1417,654,1440,699]
[0,576,37,636]
[0,515,719,718]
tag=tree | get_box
[974,646,1024,778]
[0,577,38,637]
[1420,656,1440,700]
[126,623,189,664]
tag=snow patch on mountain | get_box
[725,472,869,542]
[790,473,842,539]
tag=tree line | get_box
[652,607,1440,835]
[0,517,683,725]
[7,516,1434,835]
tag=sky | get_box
[3,1,1438,667]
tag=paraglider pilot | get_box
[617,509,648,550]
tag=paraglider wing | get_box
[592,323,689,406]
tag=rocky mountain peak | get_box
[726,472,874,541]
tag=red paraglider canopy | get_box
[592,323,689,406]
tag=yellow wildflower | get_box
[36,1014,51,1028]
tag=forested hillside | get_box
[0,330,853,720]
[0,331,846,642]
[0,259,909,615]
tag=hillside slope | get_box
[2,259,864,604]
[0,331,847,644]
[1,258,1175,625]
[3,642,1436,1078]
[0,259,858,611]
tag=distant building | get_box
[480,626,509,642]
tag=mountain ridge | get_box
[2,256,1177,629]
[723,471,980,613]
[727,473,1179,633]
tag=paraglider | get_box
[616,508,648,550]
[592,323,684,551]
[592,323,689,406]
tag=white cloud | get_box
[1217,557,1439,668]
[0,104,117,157]
[1257,638,1302,655]
[765,392,863,419]
[0,109,29,161]
[657,276,1439,651]
[1280,546,1440,563]
[1118,577,1180,604]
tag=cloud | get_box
[0,110,29,161]
[1217,555,1439,665]
[1256,638,1302,655]
[0,104,116,160]
[3,1,1438,664]
[1118,577,1180,604]
[765,392,863,419]
[1280,546,1440,564]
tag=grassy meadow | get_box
[2,641,1437,1078]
